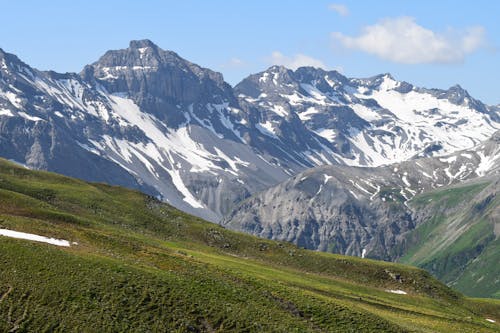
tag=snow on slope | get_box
[340,77,497,166]
[0,229,72,247]
[85,93,258,210]
[104,93,215,208]
[238,68,499,169]
[350,75,498,165]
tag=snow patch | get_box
[385,289,407,295]
[256,121,279,139]
[300,83,325,100]
[0,109,14,117]
[315,184,323,196]
[476,151,498,176]
[314,128,336,141]
[137,47,149,59]
[461,153,473,159]
[259,72,269,83]
[401,175,411,187]
[298,107,320,121]
[350,103,380,121]
[270,104,288,117]
[0,90,23,108]
[439,156,457,163]
[18,112,43,122]
[0,228,72,247]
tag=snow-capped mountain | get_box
[0,41,292,221]
[223,130,500,259]
[1,40,499,222]
[236,66,499,166]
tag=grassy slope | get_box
[401,180,500,298]
[0,159,499,332]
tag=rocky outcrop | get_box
[224,134,500,259]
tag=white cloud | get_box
[221,57,246,68]
[331,17,486,64]
[328,3,349,16]
[269,51,327,70]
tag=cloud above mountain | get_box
[332,17,486,64]
[268,51,327,70]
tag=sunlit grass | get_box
[0,159,499,332]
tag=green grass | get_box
[0,158,499,332]
[410,182,489,207]
[401,180,499,299]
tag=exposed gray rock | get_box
[223,133,500,259]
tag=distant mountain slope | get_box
[1,40,499,222]
[224,131,499,256]
[0,158,499,331]
[223,131,500,297]
[401,177,500,298]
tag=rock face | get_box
[223,132,500,260]
[0,49,151,194]
[1,40,499,223]
[81,40,237,129]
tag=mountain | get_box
[1,40,499,223]
[224,131,500,256]
[223,131,500,297]
[1,158,499,331]
[0,41,294,222]
[236,66,499,166]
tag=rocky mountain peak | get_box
[364,73,397,88]
[128,39,159,49]
[79,40,235,125]
[444,84,470,102]
[294,67,349,90]
[113,39,223,83]
[236,65,350,99]
[85,39,180,72]
[267,64,289,73]
[234,66,295,98]
[0,49,24,72]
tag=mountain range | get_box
[1,40,498,222]
[1,39,499,297]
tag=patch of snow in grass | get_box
[0,229,72,247]
[385,289,407,295]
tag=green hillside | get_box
[0,158,499,332]
[402,178,499,299]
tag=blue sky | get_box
[1,0,499,104]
